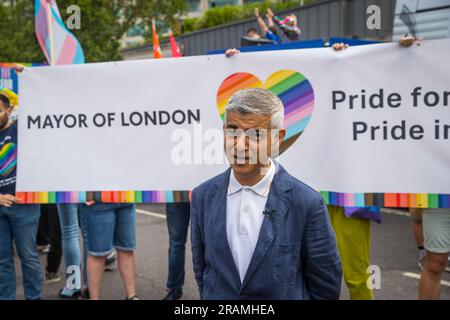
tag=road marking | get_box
[403,272,450,287]
[139,208,409,219]
[136,209,166,219]
[381,208,410,217]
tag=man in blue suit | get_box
[190,88,342,300]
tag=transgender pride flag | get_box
[35,0,85,65]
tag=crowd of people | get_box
[0,16,449,300]
[245,8,301,44]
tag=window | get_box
[209,0,239,8]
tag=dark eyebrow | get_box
[225,124,239,129]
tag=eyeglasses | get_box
[225,128,270,141]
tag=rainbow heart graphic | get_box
[217,69,314,154]
[0,143,17,176]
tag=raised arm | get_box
[254,7,269,35]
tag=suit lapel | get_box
[211,168,242,288]
[240,164,292,290]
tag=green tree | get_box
[0,0,187,63]
[0,0,44,63]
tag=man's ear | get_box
[278,128,286,143]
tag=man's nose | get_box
[234,134,249,151]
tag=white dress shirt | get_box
[226,159,276,283]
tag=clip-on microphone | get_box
[262,208,276,219]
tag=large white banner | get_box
[17,39,450,202]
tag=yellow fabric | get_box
[328,205,373,300]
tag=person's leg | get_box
[328,205,373,300]
[82,203,116,300]
[104,250,117,271]
[10,205,42,300]
[78,205,89,289]
[0,208,16,300]
[87,255,106,300]
[419,209,450,299]
[419,251,449,299]
[57,204,82,296]
[165,203,190,298]
[117,250,136,299]
[410,209,424,247]
[45,205,62,280]
[36,205,50,248]
[410,208,426,269]
[114,204,137,299]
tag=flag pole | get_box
[45,1,55,65]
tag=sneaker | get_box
[418,249,426,271]
[163,288,182,300]
[126,295,140,300]
[44,272,61,284]
[59,286,82,299]
[81,288,90,300]
[104,251,117,271]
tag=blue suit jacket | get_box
[190,163,342,300]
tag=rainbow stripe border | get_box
[15,191,450,208]
[321,192,450,208]
[0,63,38,68]
[15,191,191,204]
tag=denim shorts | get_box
[81,203,136,256]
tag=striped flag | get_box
[35,0,85,65]
[152,18,163,59]
[169,31,182,58]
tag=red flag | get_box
[152,18,163,59]
[169,31,182,58]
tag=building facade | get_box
[121,0,397,59]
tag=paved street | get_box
[14,204,450,300]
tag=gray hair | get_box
[225,88,284,128]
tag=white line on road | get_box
[137,206,408,219]
[138,207,410,219]
[137,209,166,219]
[381,208,410,217]
[403,272,450,287]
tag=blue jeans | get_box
[80,204,136,256]
[0,204,42,300]
[57,204,88,289]
[166,203,190,291]
[78,205,89,287]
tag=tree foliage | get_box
[0,0,187,63]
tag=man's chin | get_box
[230,163,259,176]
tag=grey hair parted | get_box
[225,88,284,129]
